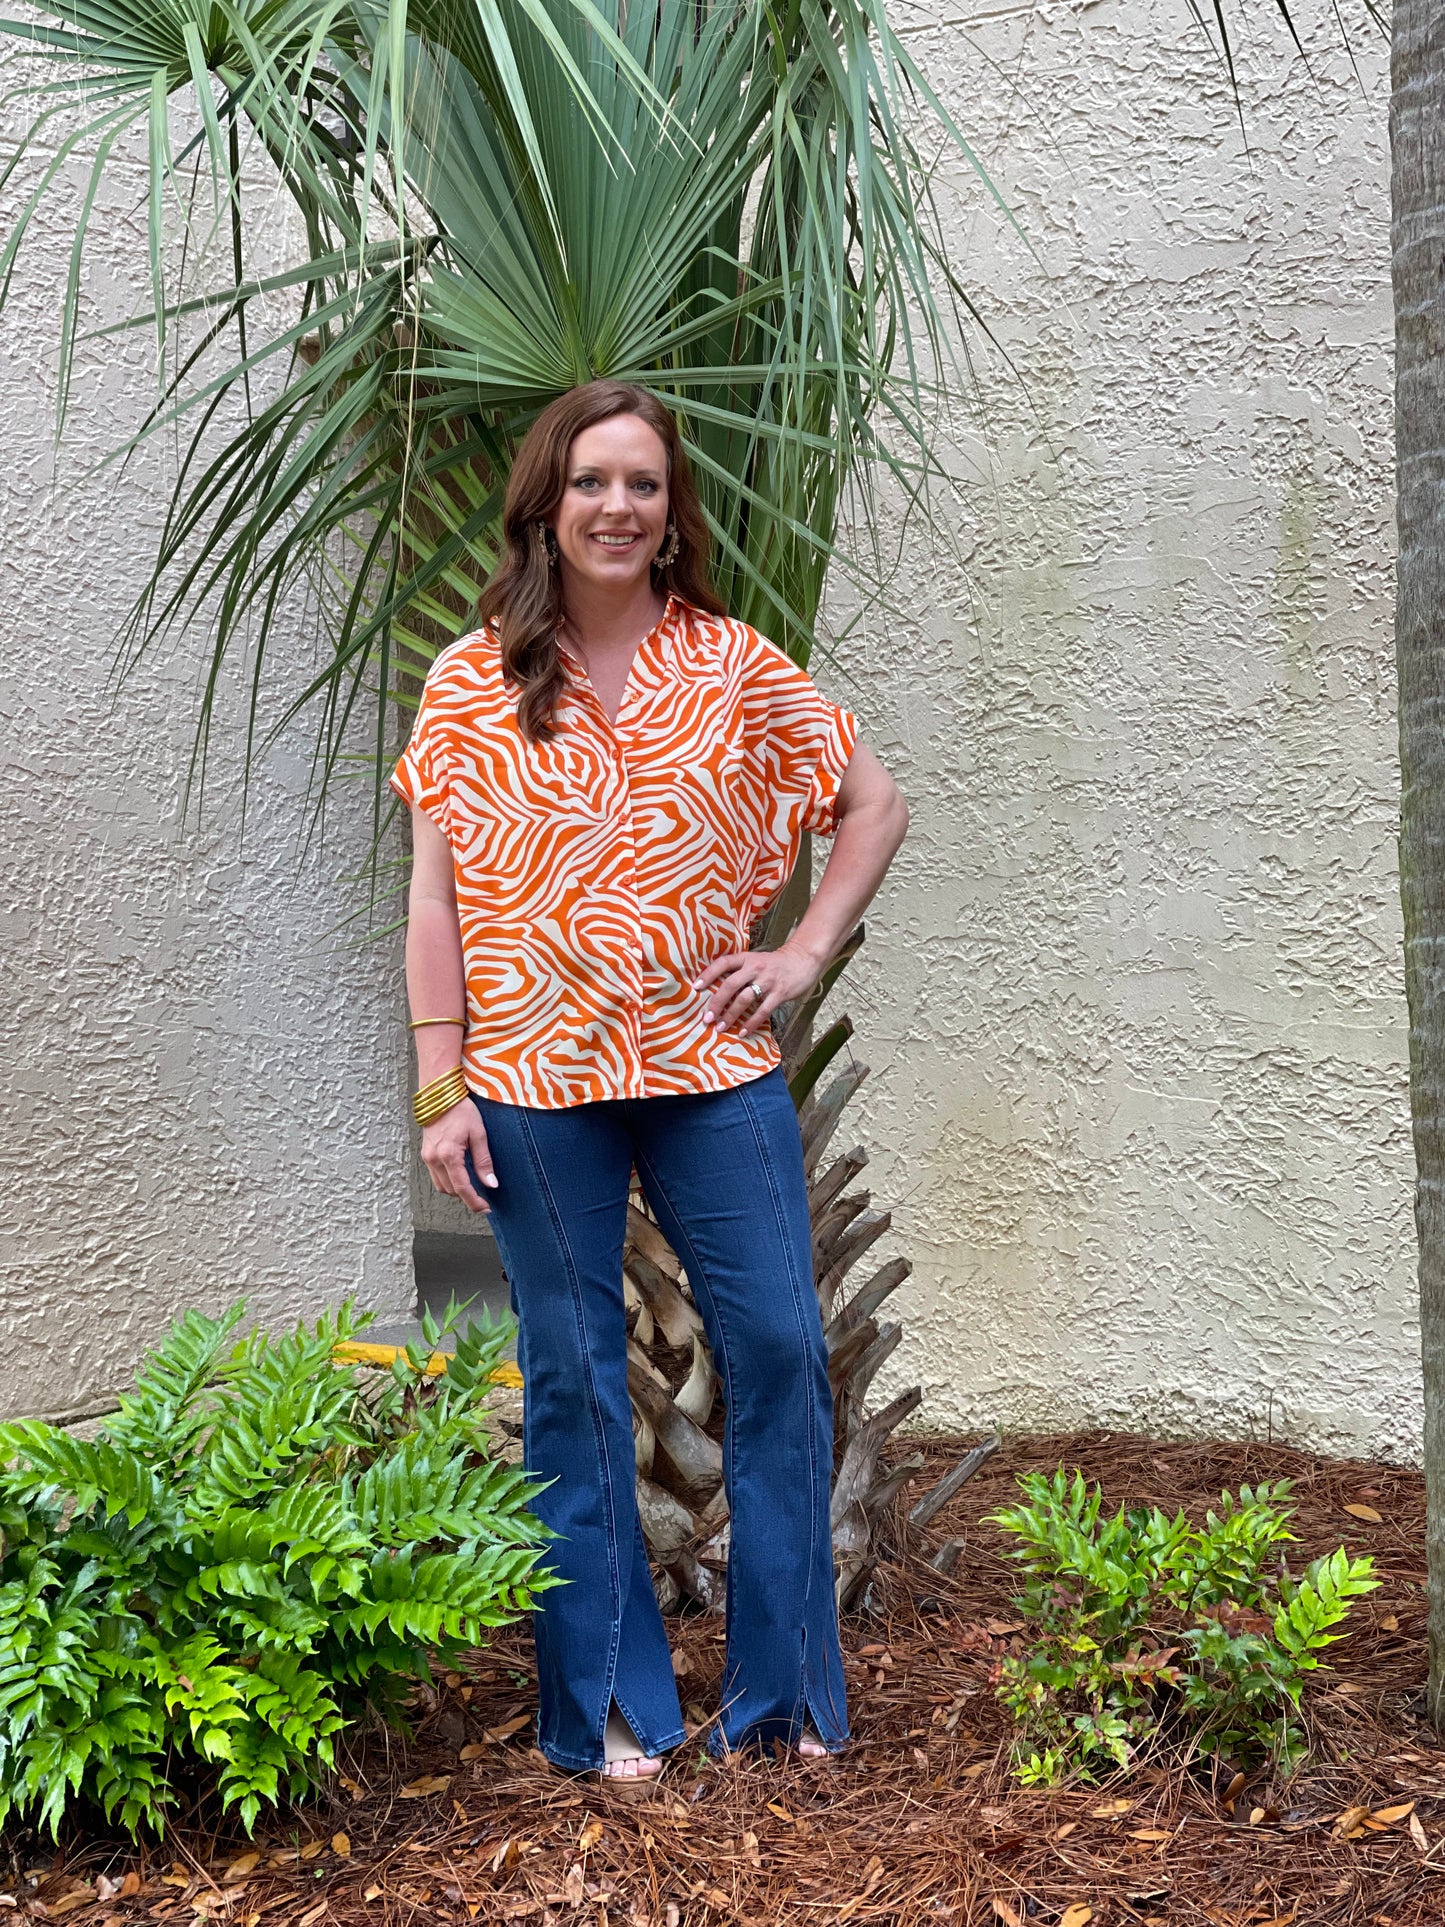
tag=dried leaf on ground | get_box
[1332,1804,1371,1840]
[1366,1801,1415,1825]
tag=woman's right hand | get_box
[421,1099,498,1214]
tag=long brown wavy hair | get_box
[476,381,723,741]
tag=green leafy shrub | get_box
[0,1302,555,1838]
[988,1469,1377,1785]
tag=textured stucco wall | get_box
[0,73,416,1419]
[831,0,1412,1459]
[0,2,1411,1456]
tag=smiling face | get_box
[550,413,671,598]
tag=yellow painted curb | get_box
[333,1340,523,1389]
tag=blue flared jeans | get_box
[472,1064,849,1772]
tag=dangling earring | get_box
[654,523,679,570]
[529,520,558,568]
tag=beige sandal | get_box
[602,1707,664,1780]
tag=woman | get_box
[392,380,908,1780]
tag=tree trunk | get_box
[1392,0,1445,1727]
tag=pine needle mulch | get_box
[12,1431,1445,1927]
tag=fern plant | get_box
[989,1470,1377,1784]
[0,1301,555,1838]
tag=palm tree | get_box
[0,0,991,1598]
[0,0,975,797]
[1390,0,1445,1723]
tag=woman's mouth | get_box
[589,532,643,553]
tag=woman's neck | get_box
[559,572,667,651]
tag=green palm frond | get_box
[1,0,985,829]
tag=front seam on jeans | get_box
[631,1145,744,1636]
[514,1107,624,1766]
[736,1074,827,1737]
[735,1077,821,1566]
[632,1147,740,1480]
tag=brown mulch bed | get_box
[8,1431,1444,1927]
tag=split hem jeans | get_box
[473,1064,850,1772]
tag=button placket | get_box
[608,729,648,1092]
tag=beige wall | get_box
[0,1,1412,1456]
[0,76,415,1418]
[834,0,1411,1459]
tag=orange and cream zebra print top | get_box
[390,595,859,1109]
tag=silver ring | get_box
[750,981,764,1000]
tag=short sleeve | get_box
[799,693,860,836]
[744,630,859,837]
[389,669,451,835]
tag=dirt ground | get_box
[8,1431,1444,1927]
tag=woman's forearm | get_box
[405,890,469,1083]
[404,807,492,1205]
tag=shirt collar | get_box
[556,592,685,674]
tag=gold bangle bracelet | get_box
[416,1070,464,1093]
[415,1075,466,1107]
[413,1067,468,1126]
[408,1016,467,1030]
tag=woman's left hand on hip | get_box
[693,939,825,1036]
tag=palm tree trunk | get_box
[1391,0,1445,1727]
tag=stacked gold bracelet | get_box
[414,1066,469,1126]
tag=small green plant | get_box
[0,1301,555,1838]
[988,1469,1377,1785]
